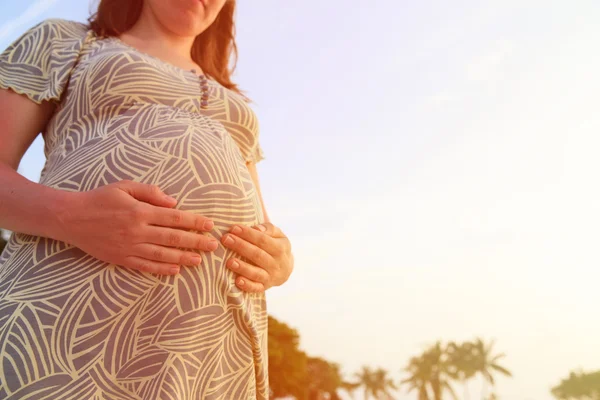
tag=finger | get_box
[251,223,291,255]
[228,224,278,255]
[144,225,219,252]
[226,257,270,284]
[122,255,181,276]
[221,233,275,269]
[118,180,177,208]
[253,222,284,238]
[148,206,214,232]
[235,276,266,293]
[134,243,203,266]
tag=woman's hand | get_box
[55,180,219,276]
[221,222,294,292]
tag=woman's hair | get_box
[88,0,241,94]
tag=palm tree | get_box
[471,338,512,399]
[446,341,477,400]
[403,354,432,400]
[355,366,378,400]
[425,342,458,400]
[371,368,397,399]
[402,342,457,400]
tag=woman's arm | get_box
[0,88,69,239]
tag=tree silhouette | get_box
[551,369,600,400]
[267,316,308,400]
[471,338,512,398]
[446,341,477,400]
[402,342,457,400]
[355,366,379,400]
[402,353,431,400]
[266,316,354,400]
[306,356,345,400]
[371,368,397,399]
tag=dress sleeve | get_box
[247,136,266,164]
[241,103,266,164]
[0,18,90,104]
[222,92,267,164]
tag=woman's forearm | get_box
[0,161,71,241]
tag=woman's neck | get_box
[121,7,198,70]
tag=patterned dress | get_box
[0,19,269,400]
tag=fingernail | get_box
[209,240,219,250]
[203,220,214,230]
[224,236,234,245]
[257,225,267,232]
[170,266,180,274]
[238,279,245,286]
[231,260,240,270]
[231,225,242,235]
[191,256,202,265]
[164,195,176,202]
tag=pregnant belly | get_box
[6,101,265,305]
[0,104,267,397]
[42,102,264,227]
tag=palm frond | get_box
[485,370,495,385]
[491,364,512,377]
[443,381,459,400]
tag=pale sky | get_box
[2,1,599,399]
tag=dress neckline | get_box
[102,35,210,81]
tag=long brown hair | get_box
[88,0,241,94]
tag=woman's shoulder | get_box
[25,18,91,39]
[0,18,93,104]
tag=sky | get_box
[2,1,600,399]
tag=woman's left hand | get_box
[221,222,294,293]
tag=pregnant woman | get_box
[0,0,294,398]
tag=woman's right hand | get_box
[55,179,218,276]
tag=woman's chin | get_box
[166,18,209,38]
